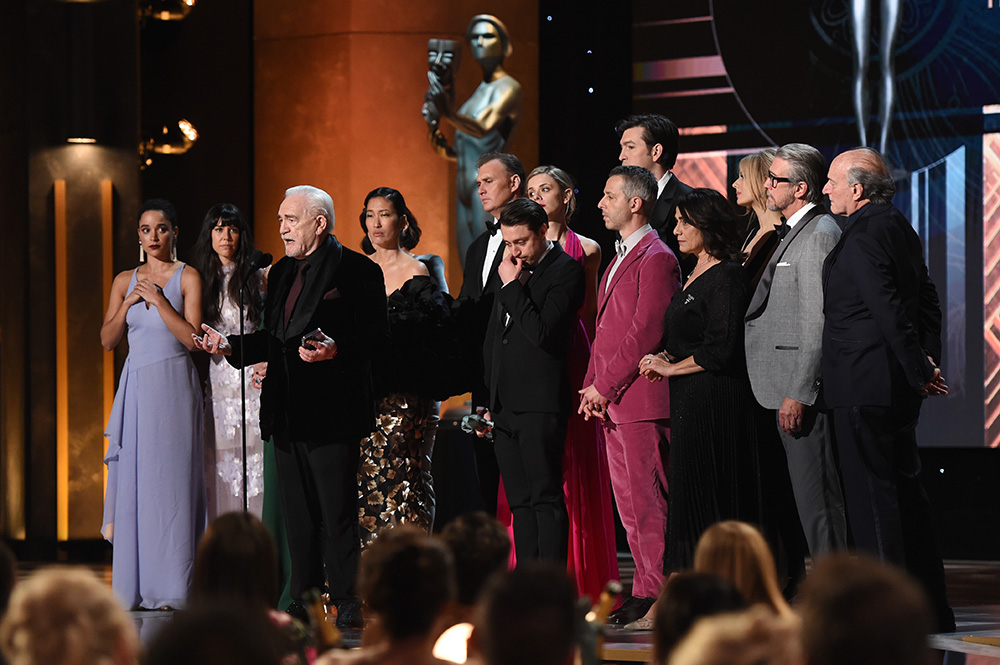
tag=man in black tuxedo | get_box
[195,185,387,628]
[458,151,525,515]
[616,114,693,274]
[482,198,584,563]
[821,148,953,632]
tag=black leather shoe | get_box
[335,598,363,629]
[608,595,655,625]
[607,595,635,624]
[285,600,311,624]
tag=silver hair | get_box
[775,143,827,205]
[285,185,335,231]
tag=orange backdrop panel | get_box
[254,0,539,295]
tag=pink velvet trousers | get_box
[604,419,669,599]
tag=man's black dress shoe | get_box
[335,598,363,629]
[607,595,655,625]
[285,600,311,624]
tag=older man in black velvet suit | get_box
[481,198,584,564]
[195,185,387,628]
[821,148,953,632]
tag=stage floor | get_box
[14,557,1000,663]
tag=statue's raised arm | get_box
[421,15,523,262]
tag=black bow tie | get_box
[775,218,790,240]
[486,218,501,234]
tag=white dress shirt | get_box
[604,224,655,294]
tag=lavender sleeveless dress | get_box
[102,264,207,609]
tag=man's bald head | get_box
[824,148,896,215]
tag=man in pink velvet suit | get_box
[579,165,680,625]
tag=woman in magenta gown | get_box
[494,165,618,600]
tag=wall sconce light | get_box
[139,119,199,169]
[140,0,196,22]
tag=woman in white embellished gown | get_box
[193,203,266,517]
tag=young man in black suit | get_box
[821,148,953,632]
[481,198,584,564]
[195,185,388,628]
[458,151,525,516]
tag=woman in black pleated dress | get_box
[640,189,769,573]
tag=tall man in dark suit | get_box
[195,185,387,628]
[821,148,953,631]
[459,151,525,515]
[745,143,847,558]
[616,114,693,273]
[482,198,584,563]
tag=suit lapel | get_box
[524,242,562,289]
[823,203,876,290]
[285,236,343,340]
[746,206,824,319]
[484,235,505,292]
[267,259,295,336]
[501,244,563,332]
[597,232,653,319]
[651,179,679,230]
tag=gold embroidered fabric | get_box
[358,392,437,547]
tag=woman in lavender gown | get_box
[100,199,207,609]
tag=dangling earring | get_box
[139,242,145,262]
[170,241,177,262]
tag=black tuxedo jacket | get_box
[229,235,388,442]
[650,175,694,274]
[821,202,941,408]
[459,227,506,407]
[483,243,585,415]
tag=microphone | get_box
[243,250,272,285]
[248,250,273,271]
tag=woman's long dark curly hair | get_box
[675,189,746,262]
[193,203,263,326]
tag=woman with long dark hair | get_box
[192,203,266,518]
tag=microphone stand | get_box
[238,267,249,512]
[237,251,269,512]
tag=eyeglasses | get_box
[767,171,794,187]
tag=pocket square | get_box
[777,261,791,267]
[322,288,341,300]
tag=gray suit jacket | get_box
[745,206,841,409]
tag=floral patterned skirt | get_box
[358,392,439,548]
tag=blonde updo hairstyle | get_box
[527,165,578,222]
[0,567,139,665]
